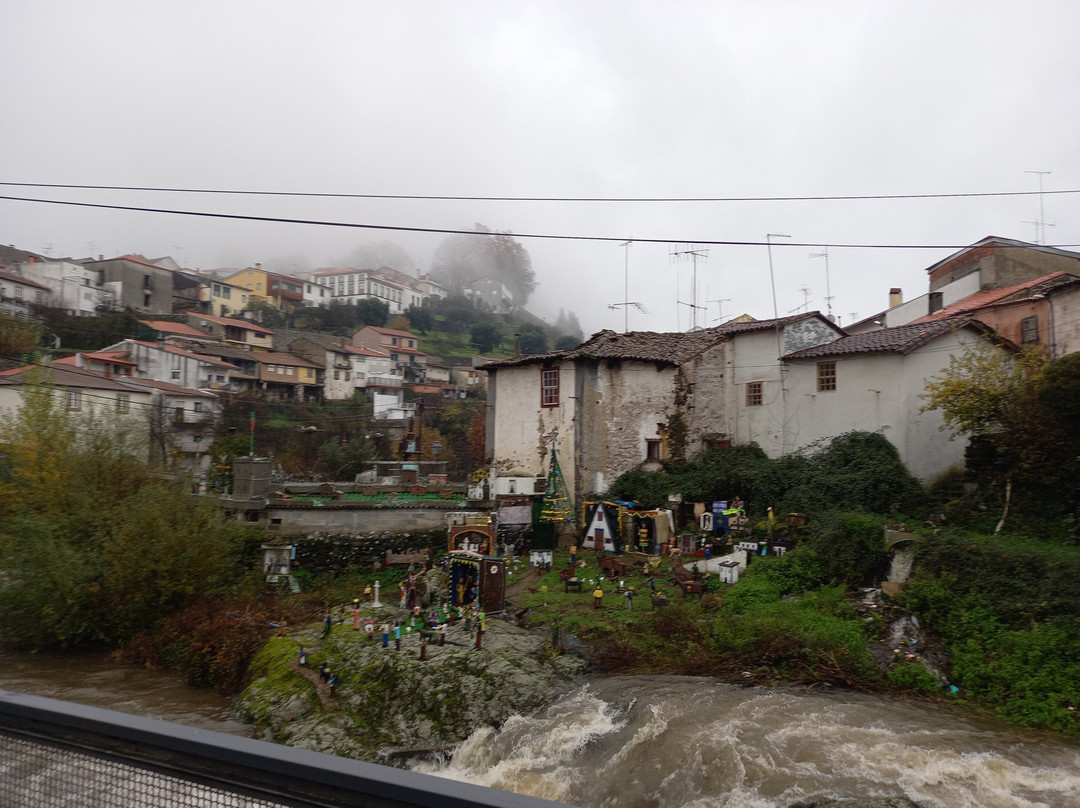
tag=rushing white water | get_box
[411,676,1080,808]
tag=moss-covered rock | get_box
[236,614,588,760]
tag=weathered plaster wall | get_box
[577,359,676,499]
[781,329,980,481]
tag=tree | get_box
[554,335,580,350]
[554,309,584,342]
[0,379,248,649]
[470,322,502,354]
[430,224,536,306]
[0,312,41,360]
[920,338,1043,438]
[518,323,549,355]
[404,305,435,334]
[244,299,287,328]
[919,338,1073,531]
[340,241,417,273]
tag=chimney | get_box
[888,288,903,309]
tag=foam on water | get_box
[413,676,1080,808]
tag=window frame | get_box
[1020,315,1039,344]
[745,381,763,406]
[540,366,560,407]
[817,361,837,392]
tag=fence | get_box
[0,689,577,808]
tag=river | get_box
[412,676,1080,808]
[3,655,1078,808]
[0,649,248,735]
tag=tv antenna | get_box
[708,298,732,323]
[1023,170,1054,245]
[671,245,709,329]
[607,240,641,332]
[809,248,834,321]
[789,286,812,314]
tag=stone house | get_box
[481,314,843,507]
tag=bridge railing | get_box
[0,689,578,808]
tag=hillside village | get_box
[1,236,1079,510]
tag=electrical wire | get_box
[2,194,1078,250]
[3,181,1079,204]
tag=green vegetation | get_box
[608,431,923,517]
[0,379,260,651]
[898,531,1080,734]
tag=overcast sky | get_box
[2,1,1078,335]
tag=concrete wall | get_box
[261,505,456,533]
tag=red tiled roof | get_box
[54,351,137,367]
[141,319,212,338]
[362,326,416,338]
[911,272,1078,323]
[256,351,320,368]
[190,313,275,335]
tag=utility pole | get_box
[767,233,791,456]
[671,245,709,330]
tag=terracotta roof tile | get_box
[783,317,996,359]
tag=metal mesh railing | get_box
[0,689,579,808]
[0,732,289,808]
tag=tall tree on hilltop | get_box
[430,224,536,306]
[340,241,417,273]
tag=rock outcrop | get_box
[237,614,587,761]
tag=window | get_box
[171,369,181,380]
[540,367,559,407]
[193,401,203,413]
[817,361,837,392]
[646,439,661,461]
[334,370,341,380]
[67,391,81,410]
[116,394,130,413]
[746,381,763,406]
[286,366,294,376]
[174,406,185,423]
[1021,315,1039,344]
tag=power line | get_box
[3,181,1080,203]
[3,194,1079,251]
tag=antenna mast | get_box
[809,248,834,321]
[1023,170,1054,245]
[671,245,709,329]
